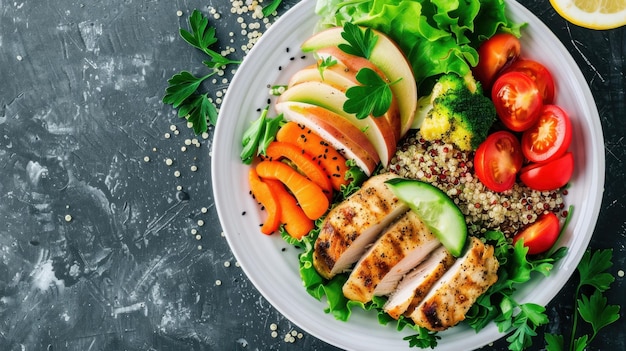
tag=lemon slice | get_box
[549,0,626,30]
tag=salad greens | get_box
[314,0,524,92]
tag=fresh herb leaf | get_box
[180,10,218,53]
[239,108,284,164]
[177,93,217,134]
[180,9,241,67]
[577,248,614,292]
[504,303,548,351]
[163,71,214,108]
[403,327,440,349]
[545,333,564,351]
[578,289,620,337]
[164,9,242,134]
[317,55,337,80]
[344,68,399,119]
[259,113,284,156]
[262,0,282,17]
[240,108,267,164]
[338,22,378,59]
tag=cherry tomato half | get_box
[522,105,572,163]
[473,33,521,90]
[513,212,560,255]
[492,71,544,132]
[474,131,524,192]
[520,152,574,191]
[502,59,556,104]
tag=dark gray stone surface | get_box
[0,0,623,350]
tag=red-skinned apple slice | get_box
[301,26,417,137]
[277,81,396,167]
[287,63,356,91]
[275,101,379,175]
[313,47,402,141]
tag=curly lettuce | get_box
[314,0,524,92]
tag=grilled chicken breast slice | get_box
[342,210,441,303]
[408,237,499,331]
[383,246,455,319]
[313,173,408,279]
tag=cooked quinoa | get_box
[386,130,568,237]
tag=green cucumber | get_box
[385,178,467,257]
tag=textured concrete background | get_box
[0,0,624,350]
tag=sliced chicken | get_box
[342,210,441,303]
[407,237,499,331]
[313,173,408,279]
[383,246,455,319]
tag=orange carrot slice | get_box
[255,160,329,220]
[265,141,333,199]
[265,179,314,239]
[276,122,349,191]
[248,168,281,235]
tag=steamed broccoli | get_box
[416,73,496,151]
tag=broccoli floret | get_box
[417,73,496,151]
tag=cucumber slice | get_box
[385,178,467,257]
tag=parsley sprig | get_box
[339,22,378,59]
[344,68,400,119]
[163,9,241,134]
[337,23,397,120]
[545,249,620,351]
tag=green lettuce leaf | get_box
[315,0,524,92]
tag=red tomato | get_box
[522,105,572,163]
[473,33,521,90]
[513,212,560,255]
[520,152,574,191]
[474,131,524,192]
[503,59,556,104]
[492,72,544,132]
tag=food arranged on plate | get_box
[239,0,577,348]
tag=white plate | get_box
[211,0,605,349]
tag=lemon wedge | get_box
[549,0,626,29]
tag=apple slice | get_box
[313,47,402,141]
[287,63,356,91]
[301,26,417,137]
[275,101,379,175]
[277,81,396,167]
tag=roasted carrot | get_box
[276,122,349,191]
[265,141,333,199]
[265,179,314,239]
[255,160,329,220]
[248,167,281,235]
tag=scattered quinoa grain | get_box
[197,219,205,226]
[174,170,181,177]
[64,214,72,222]
[165,158,173,166]
[215,279,221,286]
